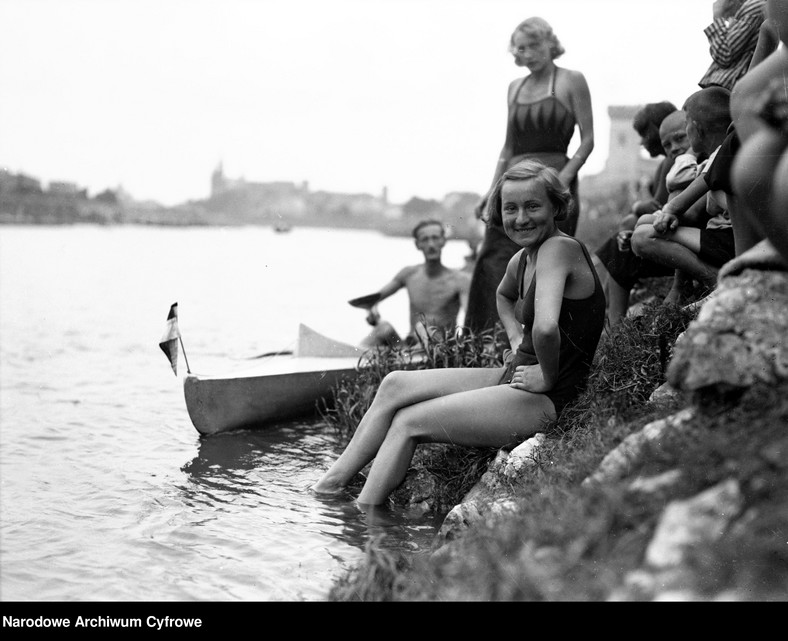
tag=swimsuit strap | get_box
[518,235,600,299]
[583,239,600,284]
[512,66,557,106]
[516,250,528,298]
[568,235,602,295]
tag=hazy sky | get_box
[2,0,716,206]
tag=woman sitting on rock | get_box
[312,159,606,506]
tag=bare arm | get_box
[766,148,788,261]
[733,47,788,141]
[748,18,779,70]
[646,172,712,234]
[374,267,411,302]
[682,189,713,228]
[560,70,595,186]
[457,271,472,319]
[496,250,525,351]
[732,78,788,248]
[524,240,573,392]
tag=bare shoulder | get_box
[543,234,581,248]
[559,67,586,81]
[555,67,588,93]
[395,264,421,281]
[507,75,526,101]
[508,76,526,89]
[540,235,584,262]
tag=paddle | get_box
[348,293,382,310]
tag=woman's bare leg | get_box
[356,384,555,505]
[311,366,505,494]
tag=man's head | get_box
[683,87,732,157]
[412,219,446,261]
[633,101,678,158]
[659,110,692,160]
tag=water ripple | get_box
[0,226,459,600]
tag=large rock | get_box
[582,408,696,487]
[502,433,547,479]
[433,434,547,548]
[645,478,743,569]
[667,269,788,394]
[608,479,744,601]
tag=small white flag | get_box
[159,302,180,375]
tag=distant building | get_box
[0,169,42,194]
[207,162,388,225]
[210,162,307,200]
[580,105,661,200]
[0,168,15,193]
[48,181,80,196]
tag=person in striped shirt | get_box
[699,0,767,91]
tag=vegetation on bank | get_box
[319,325,508,512]
[320,301,788,601]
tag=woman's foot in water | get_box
[310,477,348,497]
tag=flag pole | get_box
[159,302,190,376]
[179,335,191,374]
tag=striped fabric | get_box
[698,0,766,90]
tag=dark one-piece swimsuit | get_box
[464,67,580,333]
[499,237,606,419]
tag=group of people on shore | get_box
[592,0,786,326]
[313,1,788,507]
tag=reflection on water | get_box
[181,420,444,556]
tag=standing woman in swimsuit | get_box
[464,17,595,334]
[312,159,605,506]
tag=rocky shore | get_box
[332,240,788,601]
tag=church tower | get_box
[604,105,652,183]
[211,162,225,197]
[581,105,660,198]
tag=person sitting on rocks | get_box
[729,0,788,267]
[312,159,605,506]
[593,102,684,327]
[631,86,735,306]
[661,110,701,202]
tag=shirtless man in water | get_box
[359,219,471,346]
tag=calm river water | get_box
[0,224,473,602]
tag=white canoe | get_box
[184,324,366,436]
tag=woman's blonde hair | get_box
[510,17,565,60]
[487,159,572,226]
